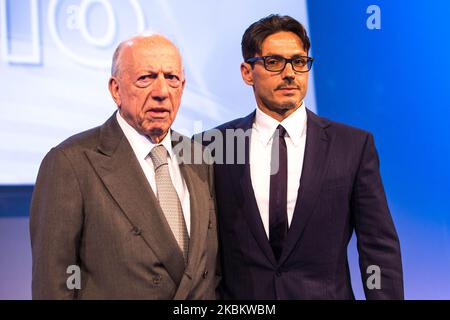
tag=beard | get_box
[261,95,299,116]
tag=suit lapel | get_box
[278,109,331,265]
[85,113,186,286]
[228,112,277,267]
[171,133,210,299]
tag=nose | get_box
[281,61,295,81]
[151,74,169,102]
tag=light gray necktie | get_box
[149,145,189,263]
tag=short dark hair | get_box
[241,14,311,61]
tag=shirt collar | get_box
[116,111,174,161]
[253,101,307,146]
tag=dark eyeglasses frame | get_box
[245,55,314,73]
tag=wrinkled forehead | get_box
[121,37,183,73]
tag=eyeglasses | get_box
[246,55,314,73]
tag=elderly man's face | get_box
[109,36,185,142]
[241,31,309,121]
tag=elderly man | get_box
[30,34,218,299]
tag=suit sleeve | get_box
[351,133,404,299]
[29,147,83,299]
[209,165,222,300]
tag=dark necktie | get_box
[269,125,288,261]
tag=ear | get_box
[108,77,121,107]
[180,73,186,92]
[240,62,254,86]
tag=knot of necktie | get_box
[149,145,168,169]
[275,125,287,138]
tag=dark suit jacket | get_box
[30,112,219,299]
[200,108,403,299]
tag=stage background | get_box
[1,0,449,299]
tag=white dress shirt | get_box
[249,102,307,239]
[116,111,191,235]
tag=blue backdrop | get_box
[0,0,449,299]
[308,0,450,299]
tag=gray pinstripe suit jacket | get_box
[30,112,219,299]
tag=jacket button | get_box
[202,270,208,279]
[153,275,162,285]
[131,226,141,236]
[275,271,282,277]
